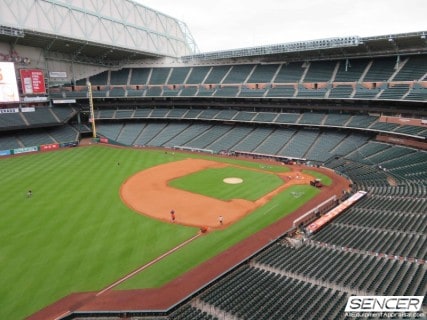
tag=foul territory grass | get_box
[0,146,320,319]
[169,166,284,200]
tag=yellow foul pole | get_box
[87,81,97,138]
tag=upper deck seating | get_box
[274,62,305,83]
[186,66,211,84]
[167,67,191,84]
[334,58,369,82]
[149,68,170,85]
[247,64,280,83]
[88,71,108,85]
[129,68,150,85]
[304,61,337,82]
[222,64,254,84]
[110,68,130,85]
[393,55,427,81]
[363,57,396,82]
[204,66,231,84]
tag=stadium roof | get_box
[181,31,427,63]
[0,25,159,66]
[0,0,198,66]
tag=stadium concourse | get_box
[0,0,426,319]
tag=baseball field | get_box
[0,145,329,319]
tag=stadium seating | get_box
[378,84,410,100]
[334,59,370,82]
[303,61,337,82]
[88,71,109,85]
[213,85,239,97]
[0,112,27,129]
[266,85,296,97]
[274,62,305,83]
[197,264,350,320]
[167,67,191,84]
[49,54,427,102]
[363,57,397,82]
[186,66,211,84]
[204,66,231,84]
[328,85,354,98]
[247,64,280,83]
[180,86,198,96]
[222,64,255,84]
[393,55,427,81]
[232,127,274,152]
[4,43,427,320]
[129,68,150,85]
[110,68,130,85]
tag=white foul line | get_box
[96,233,201,296]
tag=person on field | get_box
[27,190,32,198]
[170,209,176,223]
[219,215,223,225]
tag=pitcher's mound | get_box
[223,177,243,184]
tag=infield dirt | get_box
[120,158,314,228]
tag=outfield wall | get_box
[0,141,78,157]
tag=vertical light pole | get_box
[87,81,97,138]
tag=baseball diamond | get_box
[1,1,426,319]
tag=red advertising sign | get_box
[40,143,59,151]
[20,69,46,94]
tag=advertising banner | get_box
[20,69,46,94]
[0,108,19,113]
[21,107,36,112]
[40,143,60,151]
[53,99,76,104]
[13,146,38,154]
[0,149,11,156]
[49,71,67,78]
[0,62,20,102]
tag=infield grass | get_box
[169,166,284,200]
[0,146,320,319]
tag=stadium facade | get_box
[1,0,426,319]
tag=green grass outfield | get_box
[0,146,318,319]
